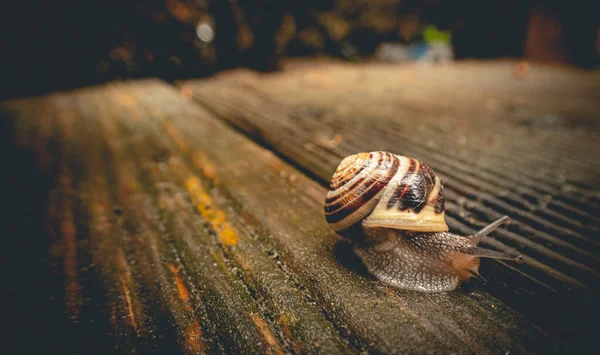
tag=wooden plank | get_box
[118,80,557,352]
[94,84,351,354]
[2,78,558,353]
[180,60,599,351]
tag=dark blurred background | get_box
[1,0,598,99]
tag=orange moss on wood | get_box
[168,263,206,353]
[249,313,285,355]
[185,176,238,246]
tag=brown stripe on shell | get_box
[433,182,445,213]
[418,163,438,213]
[324,152,399,225]
[329,152,372,190]
[326,153,374,204]
[325,152,395,205]
[325,178,386,224]
[386,158,418,210]
[387,159,440,214]
[423,171,445,215]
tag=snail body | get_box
[325,152,522,293]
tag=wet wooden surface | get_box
[180,60,600,353]
[1,60,598,354]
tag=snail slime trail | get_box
[324,152,523,293]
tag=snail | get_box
[324,152,523,293]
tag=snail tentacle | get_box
[467,246,523,263]
[468,269,488,284]
[469,215,511,243]
[467,216,524,263]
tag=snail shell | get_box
[325,152,523,292]
[325,152,447,236]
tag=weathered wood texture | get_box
[0,60,596,354]
[180,60,600,352]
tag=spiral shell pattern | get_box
[324,152,448,235]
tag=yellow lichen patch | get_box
[212,210,238,246]
[185,176,238,246]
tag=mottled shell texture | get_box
[325,152,448,234]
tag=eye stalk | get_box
[468,216,524,263]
